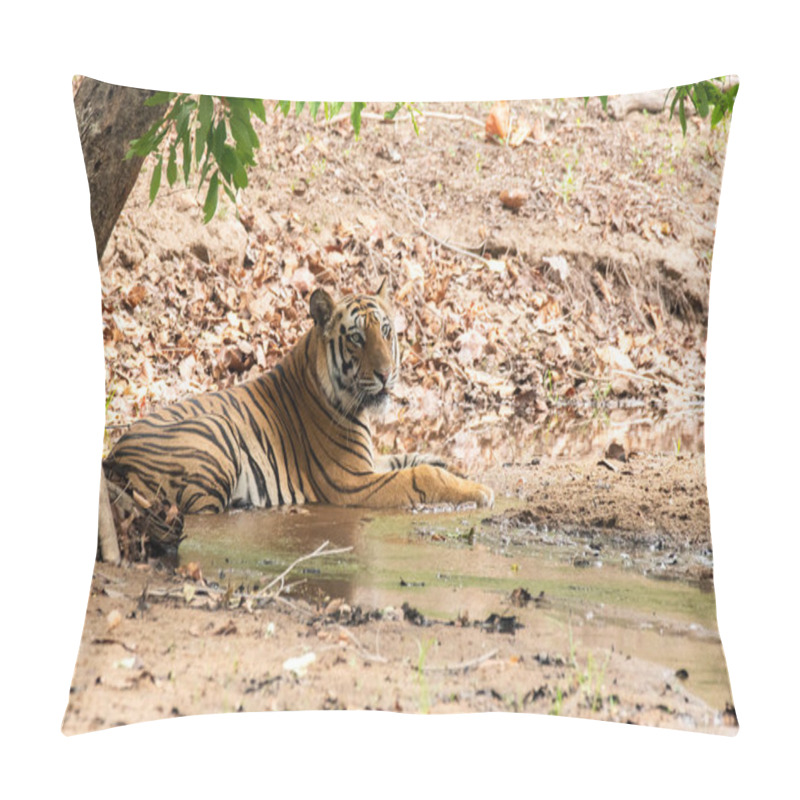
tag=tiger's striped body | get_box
[104,284,493,513]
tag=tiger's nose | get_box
[374,368,390,387]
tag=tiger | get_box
[104,281,494,514]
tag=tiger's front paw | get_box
[457,479,494,509]
[474,482,494,508]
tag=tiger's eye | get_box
[348,332,365,347]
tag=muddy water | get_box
[181,488,732,711]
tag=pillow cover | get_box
[64,77,738,735]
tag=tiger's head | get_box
[309,280,399,417]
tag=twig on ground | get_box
[388,181,494,268]
[420,648,500,674]
[327,109,486,129]
[257,540,353,596]
[273,594,317,618]
[337,626,389,664]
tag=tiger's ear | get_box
[310,289,335,328]
[375,278,389,302]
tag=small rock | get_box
[605,442,627,462]
[499,189,528,210]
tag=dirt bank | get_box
[483,450,712,583]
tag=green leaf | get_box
[125,120,164,159]
[668,86,689,120]
[149,156,162,204]
[182,131,192,184]
[223,183,237,205]
[196,95,214,164]
[218,145,241,183]
[198,95,213,128]
[144,91,176,107]
[409,108,420,135]
[203,172,219,223]
[226,96,245,116]
[167,144,178,186]
[599,95,608,111]
[278,100,291,116]
[678,97,687,136]
[693,82,709,118]
[174,99,195,139]
[233,163,248,189]
[384,102,403,120]
[165,94,186,120]
[229,115,251,148]
[211,119,227,162]
[308,101,320,120]
[230,114,259,157]
[245,98,267,122]
[702,80,721,105]
[295,101,305,116]
[350,102,366,139]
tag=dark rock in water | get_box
[401,602,426,626]
[510,587,533,607]
[479,613,521,634]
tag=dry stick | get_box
[337,626,389,664]
[391,183,494,269]
[258,540,353,596]
[421,648,500,674]
[414,220,494,268]
[273,594,317,618]
[327,109,486,129]
[331,108,549,148]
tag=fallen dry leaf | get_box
[592,272,615,305]
[126,285,147,308]
[508,121,532,148]
[596,345,636,372]
[454,329,487,366]
[485,101,510,139]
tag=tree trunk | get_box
[73,77,165,262]
[75,78,165,560]
[98,469,121,564]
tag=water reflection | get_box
[377,405,704,472]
